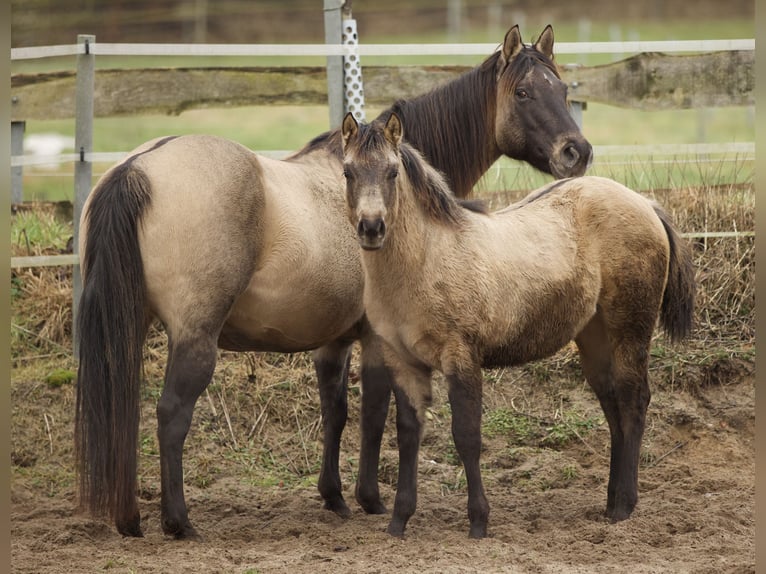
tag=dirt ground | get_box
[10,346,754,574]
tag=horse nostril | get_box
[561,143,580,168]
[358,217,386,240]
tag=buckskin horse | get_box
[340,112,694,538]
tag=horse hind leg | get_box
[157,331,219,539]
[576,313,652,523]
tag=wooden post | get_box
[324,0,345,128]
[11,121,25,205]
[72,34,95,357]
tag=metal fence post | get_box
[324,0,345,128]
[342,10,365,121]
[569,100,585,130]
[72,34,95,357]
[11,121,25,205]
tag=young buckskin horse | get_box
[340,112,695,539]
[75,24,592,539]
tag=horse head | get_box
[341,113,404,250]
[493,25,593,178]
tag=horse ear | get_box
[534,24,555,60]
[384,113,403,147]
[500,24,524,66]
[341,112,359,150]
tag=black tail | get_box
[654,205,696,342]
[74,158,154,536]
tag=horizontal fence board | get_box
[11,254,79,268]
[11,228,754,269]
[11,39,755,60]
[11,50,754,121]
[10,142,756,168]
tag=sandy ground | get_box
[11,351,754,574]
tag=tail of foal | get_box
[654,205,696,342]
[74,160,153,537]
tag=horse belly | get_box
[219,172,366,351]
[220,281,364,352]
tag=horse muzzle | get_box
[357,217,386,250]
[550,136,593,178]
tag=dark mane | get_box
[399,144,474,226]
[374,45,560,198]
[289,128,344,161]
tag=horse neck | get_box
[384,65,500,198]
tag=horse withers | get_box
[74,24,591,539]
[340,112,695,538]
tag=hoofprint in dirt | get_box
[11,352,754,574]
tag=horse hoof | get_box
[174,527,203,541]
[468,524,488,539]
[607,508,633,523]
[163,519,202,541]
[116,516,143,538]
[386,520,406,538]
[323,498,352,519]
[359,499,387,515]
[606,499,636,523]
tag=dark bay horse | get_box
[74,25,591,539]
[340,113,695,538]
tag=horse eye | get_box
[387,169,399,180]
[515,88,529,99]
[343,169,352,180]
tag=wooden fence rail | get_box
[11,50,755,121]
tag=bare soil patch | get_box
[11,347,754,573]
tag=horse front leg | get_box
[313,341,354,517]
[446,365,489,538]
[157,333,218,540]
[355,331,393,514]
[386,361,432,538]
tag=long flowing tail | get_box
[654,205,696,342]
[74,159,153,536]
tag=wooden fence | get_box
[10,49,754,120]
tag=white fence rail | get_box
[11,38,755,60]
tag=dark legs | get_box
[314,333,393,517]
[314,341,354,517]
[355,334,393,514]
[447,369,489,538]
[576,314,652,522]
[387,381,426,537]
[386,359,489,539]
[157,334,219,539]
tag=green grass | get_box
[11,208,71,253]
